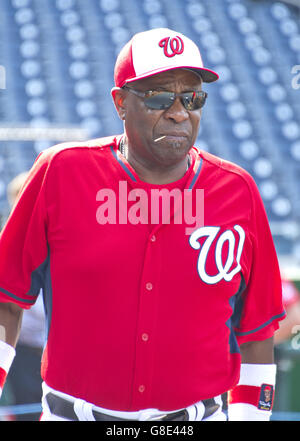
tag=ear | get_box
[111,87,126,121]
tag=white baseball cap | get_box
[114,28,219,87]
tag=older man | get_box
[0,28,285,421]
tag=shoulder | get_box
[199,149,252,181]
[26,135,120,184]
[198,148,260,197]
[36,135,119,166]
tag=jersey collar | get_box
[110,136,203,190]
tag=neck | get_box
[129,160,189,185]
[119,138,190,185]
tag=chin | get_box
[166,139,192,156]
[155,148,190,168]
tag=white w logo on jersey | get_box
[189,225,245,285]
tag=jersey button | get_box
[150,235,156,242]
[146,282,153,291]
[142,333,149,342]
[138,385,145,393]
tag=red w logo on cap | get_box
[159,36,184,57]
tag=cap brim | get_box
[188,67,219,83]
[124,65,219,86]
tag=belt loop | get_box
[83,402,96,421]
[74,399,96,421]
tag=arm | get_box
[240,336,274,364]
[0,302,23,347]
[0,302,23,396]
[228,337,277,420]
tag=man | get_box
[0,28,285,421]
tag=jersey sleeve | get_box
[234,175,286,345]
[0,151,51,309]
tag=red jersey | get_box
[0,135,285,411]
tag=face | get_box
[264,389,271,402]
[113,69,203,169]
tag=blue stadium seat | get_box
[0,0,299,259]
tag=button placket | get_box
[131,228,162,408]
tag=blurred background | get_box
[0,0,299,421]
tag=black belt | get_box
[45,393,220,421]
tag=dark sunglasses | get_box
[122,86,207,111]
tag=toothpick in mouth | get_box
[154,136,166,143]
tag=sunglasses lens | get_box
[143,91,207,110]
[183,92,206,110]
[144,92,174,110]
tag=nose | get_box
[164,97,189,123]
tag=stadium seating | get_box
[0,0,299,262]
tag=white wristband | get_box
[228,364,277,421]
[238,363,277,386]
[0,340,16,396]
